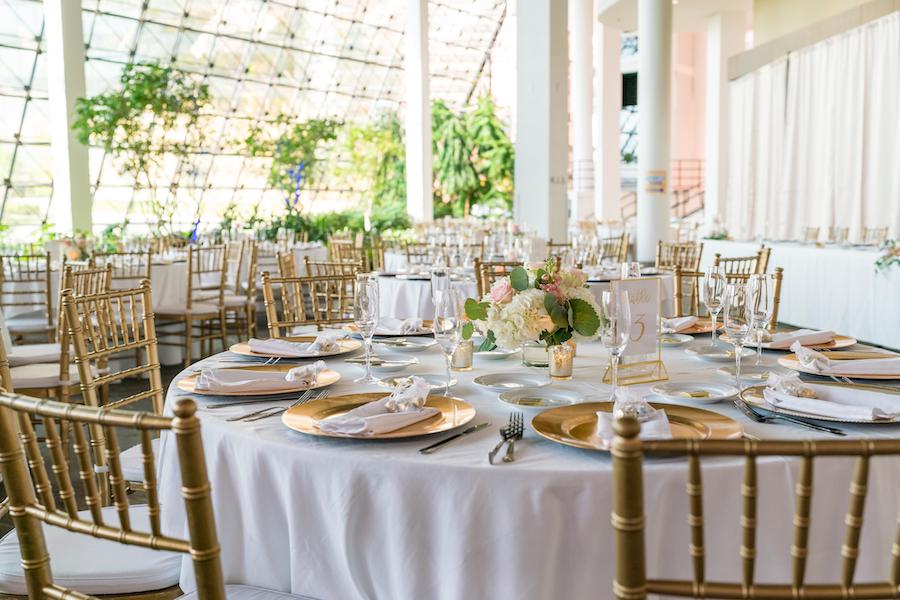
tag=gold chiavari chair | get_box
[611,415,900,600]
[370,234,386,272]
[92,250,153,288]
[828,226,849,244]
[0,339,12,521]
[863,226,889,246]
[656,241,704,272]
[0,392,226,598]
[404,242,436,267]
[713,246,771,279]
[0,252,54,343]
[156,245,228,367]
[261,271,357,337]
[803,226,821,243]
[277,250,298,277]
[474,258,522,299]
[223,240,259,340]
[672,266,784,330]
[545,238,572,258]
[332,240,367,268]
[303,257,365,277]
[596,233,629,264]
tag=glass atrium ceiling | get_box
[0,0,507,231]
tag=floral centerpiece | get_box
[463,259,602,349]
[875,239,899,272]
[60,234,92,261]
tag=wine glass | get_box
[433,289,462,396]
[599,289,632,400]
[353,274,380,383]
[722,283,750,389]
[702,266,727,346]
[746,274,775,365]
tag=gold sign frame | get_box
[602,276,669,386]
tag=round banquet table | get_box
[378,273,675,321]
[158,337,900,600]
[256,244,329,275]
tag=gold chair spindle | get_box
[841,454,870,588]
[791,453,813,588]
[741,452,758,590]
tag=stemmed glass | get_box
[353,274,380,383]
[599,289,632,400]
[433,289,462,396]
[746,274,775,366]
[722,283,750,389]
[702,266,727,346]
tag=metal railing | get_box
[619,159,705,221]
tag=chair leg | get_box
[184,317,193,368]
[219,310,228,352]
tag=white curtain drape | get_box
[724,11,900,241]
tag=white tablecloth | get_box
[378,274,675,321]
[158,338,900,600]
[256,245,328,276]
[701,240,900,350]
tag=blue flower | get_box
[189,218,201,243]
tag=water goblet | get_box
[702,266,727,346]
[353,274,380,383]
[723,283,750,389]
[433,289,462,396]
[599,289,632,400]
[746,274,775,365]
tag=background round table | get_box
[158,339,900,600]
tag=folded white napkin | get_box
[768,329,835,350]
[196,361,325,393]
[661,316,698,333]
[248,334,341,357]
[791,342,900,376]
[595,411,672,444]
[763,373,900,421]
[377,317,424,335]
[317,376,438,436]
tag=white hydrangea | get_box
[485,288,549,349]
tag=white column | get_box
[44,0,92,233]
[594,22,622,223]
[569,0,594,221]
[514,0,568,241]
[404,0,433,223]
[636,0,673,262]
[704,12,744,230]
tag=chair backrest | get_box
[404,242,434,266]
[803,226,820,243]
[656,241,704,271]
[57,263,113,339]
[370,235,386,272]
[474,258,522,299]
[224,241,245,294]
[276,250,297,278]
[243,241,259,301]
[712,246,771,279]
[331,238,366,266]
[261,271,357,337]
[304,257,365,277]
[863,227,889,246]
[545,238,572,257]
[92,251,153,288]
[611,415,900,600]
[828,226,850,244]
[0,392,225,600]
[600,233,629,263]
[672,266,784,330]
[187,244,227,308]
[0,252,53,331]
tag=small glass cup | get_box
[451,339,474,371]
[549,344,574,380]
[521,341,549,367]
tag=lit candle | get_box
[451,339,474,371]
[549,344,574,380]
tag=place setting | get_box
[228,332,361,359]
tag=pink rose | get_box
[490,279,515,304]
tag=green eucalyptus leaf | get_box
[478,329,497,352]
[509,266,529,291]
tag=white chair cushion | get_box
[10,363,80,389]
[7,343,61,367]
[0,505,181,595]
[6,312,54,333]
[223,294,250,308]
[120,437,159,482]
[156,303,220,317]
[178,584,318,600]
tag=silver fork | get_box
[245,389,328,422]
[733,399,845,436]
[502,412,524,463]
[226,388,314,422]
[488,413,516,465]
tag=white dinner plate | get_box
[344,352,419,373]
[475,347,519,360]
[716,364,793,382]
[473,372,550,392]
[373,338,436,352]
[499,387,584,411]
[378,373,457,391]
[685,343,754,362]
[650,381,739,404]
[661,333,693,347]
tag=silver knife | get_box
[419,422,490,454]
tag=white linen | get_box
[317,376,437,435]
[768,329,835,349]
[0,505,180,595]
[763,382,900,421]
[595,410,672,443]
[701,239,900,351]
[195,361,324,393]
[177,584,317,600]
[159,342,900,600]
[376,317,426,335]
[661,316,698,333]
[249,334,339,358]
[791,342,900,376]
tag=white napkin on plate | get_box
[768,329,835,349]
[661,316,698,333]
[196,361,325,393]
[763,373,900,421]
[595,411,672,445]
[377,317,424,335]
[316,376,439,436]
[790,342,900,376]
[248,334,341,357]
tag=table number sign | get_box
[602,276,668,385]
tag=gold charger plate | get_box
[176,364,341,396]
[725,333,857,351]
[740,382,900,423]
[532,401,743,452]
[778,354,900,380]
[344,320,434,337]
[282,392,475,439]
[229,337,361,359]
